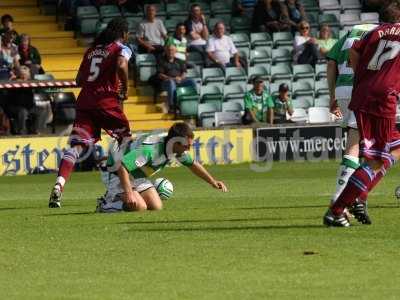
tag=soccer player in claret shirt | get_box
[324,1,400,227]
[48,18,132,208]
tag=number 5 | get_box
[88,57,103,82]
[368,39,400,70]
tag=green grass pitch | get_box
[1,161,400,299]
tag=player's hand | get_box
[122,191,137,210]
[118,90,128,101]
[212,180,228,192]
[330,99,342,119]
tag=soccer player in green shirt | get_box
[243,77,275,125]
[98,122,228,212]
[327,24,378,213]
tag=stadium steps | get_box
[129,120,178,132]
[49,70,78,80]
[0,7,40,16]
[40,47,87,55]
[0,0,37,7]
[129,113,174,121]
[124,103,159,114]
[32,38,79,49]
[14,22,61,33]
[14,15,56,22]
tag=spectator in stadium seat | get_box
[293,20,319,66]
[0,31,20,80]
[272,83,293,124]
[234,0,258,19]
[157,44,196,114]
[165,23,188,63]
[252,0,291,33]
[242,76,274,125]
[317,24,337,59]
[206,22,246,71]
[136,4,167,59]
[185,4,209,63]
[18,34,44,76]
[283,0,306,33]
[0,14,19,44]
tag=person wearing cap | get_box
[272,83,294,124]
[243,76,274,125]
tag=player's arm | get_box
[327,59,341,118]
[267,108,274,125]
[116,165,136,209]
[349,48,360,71]
[188,161,228,192]
[117,55,129,100]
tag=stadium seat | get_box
[315,64,327,80]
[99,5,121,18]
[318,14,340,29]
[198,103,218,127]
[135,53,157,83]
[292,96,313,109]
[177,86,199,117]
[290,108,308,123]
[230,16,251,33]
[136,53,157,67]
[360,12,379,23]
[301,0,319,12]
[52,92,76,125]
[248,65,270,82]
[186,67,202,85]
[272,32,293,48]
[165,18,183,34]
[250,32,273,48]
[308,107,332,123]
[341,0,362,11]
[222,101,243,112]
[95,21,107,34]
[188,52,204,67]
[77,6,99,19]
[314,95,330,108]
[80,17,100,34]
[223,83,246,101]
[200,84,223,110]
[306,12,319,28]
[272,48,292,64]
[319,0,341,13]
[315,80,329,97]
[250,49,272,65]
[293,64,315,81]
[271,64,292,82]
[166,2,188,18]
[292,81,314,98]
[210,1,233,16]
[202,68,225,85]
[215,111,242,126]
[230,33,250,48]
[238,48,250,61]
[34,73,55,80]
[340,13,360,27]
[225,67,247,84]
[269,82,292,97]
[209,17,231,32]
[126,17,141,32]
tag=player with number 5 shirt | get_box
[48,17,132,208]
[324,1,400,227]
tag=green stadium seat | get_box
[223,83,246,101]
[202,68,225,85]
[177,86,199,117]
[318,14,340,29]
[225,67,247,84]
[188,52,204,67]
[121,7,144,18]
[77,6,99,18]
[250,32,273,48]
[272,48,292,64]
[250,49,272,65]
[293,64,315,81]
[135,53,157,83]
[271,64,292,82]
[186,67,202,85]
[164,18,183,34]
[292,81,314,98]
[200,84,223,110]
[230,33,250,48]
[99,5,121,18]
[230,16,251,33]
[292,96,313,109]
[127,17,141,32]
[273,32,293,48]
[95,21,107,34]
[211,1,233,16]
[238,48,250,61]
[80,17,100,35]
[306,12,319,28]
[315,80,329,97]
[269,82,291,97]
[248,65,270,82]
[315,63,327,80]
[167,2,188,18]
[314,95,330,108]
[301,0,319,12]
[198,103,218,127]
[222,101,243,112]
[135,53,157,67]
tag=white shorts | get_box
[337,98,357,129]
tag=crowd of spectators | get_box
[0,14,48,135]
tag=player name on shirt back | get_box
[87,48,110,60]
[378,25,400,38]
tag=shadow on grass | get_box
[119,216,320,226]
[230,205,328,210]
[0,206,38,211]
[43,211,94,217]
[129,224,323,232]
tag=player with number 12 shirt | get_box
[324,1,400,226]
[48,17,132,208]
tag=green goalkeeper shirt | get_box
[107,133,194,179]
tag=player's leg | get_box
[49,110,100,208]
[140,187,163,211]
[98,106,131,146]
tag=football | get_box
[154,178,174,200]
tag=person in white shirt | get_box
[293,20,318,66]
[206,22,244,70]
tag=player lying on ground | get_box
[49,17,132,208]
[324,1,400,227]
[327,24,378,222]
[98,122,228,212]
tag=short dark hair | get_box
[175,22,186,30]
[93,17,129,46]
[1,14,13,24]
[167,123,194,141]
[381,0,400,23]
